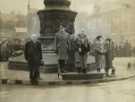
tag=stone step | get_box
[8,60,97,73]
[8,61,58,73]
[62,72,105,80]
[8,54,96,73]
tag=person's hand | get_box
[40,60,44,66]
[79,48,81,52]
[56,49,58,54]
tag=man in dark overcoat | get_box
[24,34,42,85]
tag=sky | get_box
[0,0,135,43]
[0,0,92,14]
[0,0,44,14]
[0,0,126,15]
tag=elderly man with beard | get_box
[24,34,42,85]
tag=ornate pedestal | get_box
[38,0,77,50]
[8,0,77,73]
[38,0,77,70]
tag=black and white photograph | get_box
[0,0,135,102]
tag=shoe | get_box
[61,69,65,73]
[97,68,101,72]
[38,77,42,80]
[30,79,39,85]
[82,69,87,74]
[106,73,109,77]
[77,68,81,73]
[111,69,115,75]
[30,80,35,85]
[33,80,39,85]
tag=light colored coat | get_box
[93,40,106,70]
[56,30,69,60]
[104,40,114,68]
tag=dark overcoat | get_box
[24,40,42,65]
[105,41,114,68]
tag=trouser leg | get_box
[81,55,87,73]
[77,67,81,73]
[29,64,39,85]
[105,67,109,76]
[96,62,101,72]
[37,69,40,79]
[95,57,100,72]
[29,65,33,80]
[34,67,39,80]
[59,60,65,73]
[111,67,115,75]
[29,64,34,84]
[82,57,86,73]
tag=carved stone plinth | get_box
[62,72,105,80]
[38,0,77,68]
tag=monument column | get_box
[38,0,77,71]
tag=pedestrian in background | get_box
[0,40,11,61]
[105,38,115,76]
[24,34,42,85]
[93,36,106,72]
[56,26,69,73]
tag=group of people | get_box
[93,36,115,76]
[56,26,115,76]
[24,26,115,85]
[56,26,90,74]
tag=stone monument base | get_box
[8,53,58,73]
[62,72,105,80]
[8,54,97,73]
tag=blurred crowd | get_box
[0,38,24,61]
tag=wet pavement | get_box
[0,57,135,102]
[0,78,135,102]
[0,57,135,82]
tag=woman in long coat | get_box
[56,26,69,73]
[93,36,106,72]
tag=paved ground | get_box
[0,63,135,82]
[0,57,135,83]
[0,78,135,102]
